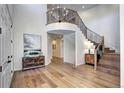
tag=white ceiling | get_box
[47,4,99,11]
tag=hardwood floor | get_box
[11,58,120,88]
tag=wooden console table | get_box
[22,56,45,70]
[85,54,94,65]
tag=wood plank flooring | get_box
[11,59,120,88]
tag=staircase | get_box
[46,5,119,70]
[97,50,120,76]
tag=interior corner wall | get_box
[13,4,47,71]
[47,34,52,64]
[63,33,75,64]
[78,4,120,52]
[120,4,124,88]
[60,39,64,58]
[75,31,85,66]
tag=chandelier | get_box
[48,4,70,22]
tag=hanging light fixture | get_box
[50,11,53,14]
[57,5,60,8]
[52,8,54,10]
[57,4,61,8]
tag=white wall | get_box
[64,33,75,64]
[47,34,53,64]
[60,39,64,58]
[75,30,86,66]
[13,5,47,71]
[120,5,124,88]
[78,5,120,52]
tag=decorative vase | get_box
[88,49,90,54]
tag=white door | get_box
[0,5,13,88]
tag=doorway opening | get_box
[47,33,64,64]
[47,31,76,67]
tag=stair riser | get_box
[109,50,115,53]
[104,47,116,53]
[104,48,110,51]
[102,56,120,62]
[104,51,110,53]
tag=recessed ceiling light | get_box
[82,6,85,9]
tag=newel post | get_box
[102,36,104,55]
[94,50,97,70]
